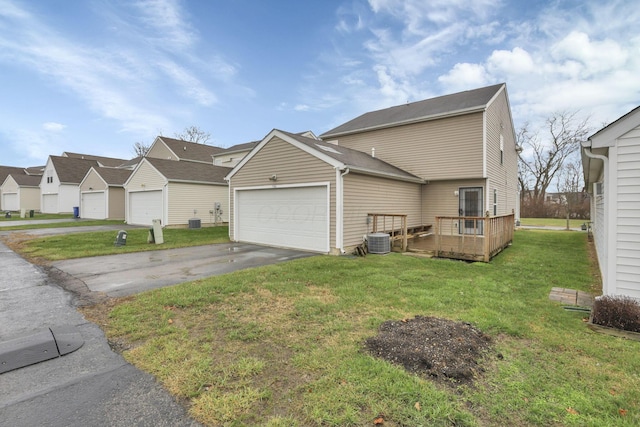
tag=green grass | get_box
[90,230,640,426]
[0,212,72,221]
[520,217,587,228]
[17,226,230,260]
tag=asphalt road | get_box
[0,223,315,426]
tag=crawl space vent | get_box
[367,233,390,254]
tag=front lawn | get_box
[15,226,230,260]
[85,230,640,426]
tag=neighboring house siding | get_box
[147,143,179,161]
[422,179,487,228]
[40,161,59,213]
[109,187,125,219]
[167,182,229,226]
[59,184,81,213]
[485,91,519,216]
[615,133,640,298]
[230,136,336,247]
[342,173,422,249]
[80,171,107,191]
[127,162,167,190]
[213,152,250,167]
[333,113,484,180]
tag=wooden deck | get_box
[369,213,514,262]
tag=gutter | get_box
[345,165,425,184]
[336,167,350,254]
[581,141,608,187]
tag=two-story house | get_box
[225,83,519,255]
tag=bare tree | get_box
[517,111,590,217]
[132,141,151,157]
[557,159,588,228]
[175,125,211,144]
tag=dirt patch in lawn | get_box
[365,315,493,387]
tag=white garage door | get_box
[236,186,329,252]
[2,193,18,211]
[82,192,106,219]
[42,194,58,213]
[129,190,162,226]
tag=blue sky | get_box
[1,0,638,167]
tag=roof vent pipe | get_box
[371,147,375,158]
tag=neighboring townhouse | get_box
[1,173,41,212]
[226,83,519,255]
[213,141,258,167]
[582,105,640,299]
[146,136,226,164]
[1,166,30,211]
[79,166,133,220]
[40,153,130,214]
[124,157,232,227]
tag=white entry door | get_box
[236,186,329,252]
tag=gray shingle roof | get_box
[91,167,133,186]
[10,173,41,187]
[158,137,226,163]
[145,157,232,184]
[222,141,258,154]
[277,130,423,182]
[0,166,28,184]
[62,152,129,167]
[320,83,505,138]
[50,156,100,184]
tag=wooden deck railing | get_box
[368,213,408,251]
[434,213,515,262]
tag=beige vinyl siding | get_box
[485,90,519,216]
[2,176,18,193]
[108,187,125,219]
[20,187,41,211]
[615,132,640,298]
[230,136,336,248]
[167,182,229,226]
[343,173,422,249]
[80,170,107,191]
[147,142,179,160]
[127,161,166,190]
[335,113,484,180]
[422,179,486,227]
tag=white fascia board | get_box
[346,166,425,184]
[590,107,640,148]
[167,179,227,186]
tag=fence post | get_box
[483,211,491,262]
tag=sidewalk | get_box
[0,241,200,426]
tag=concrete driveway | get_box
[52,243,316,297]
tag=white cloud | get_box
[42,122,66,132]
[157,60,217,106]
[438,63,489,92]
[294,104,311,112]
[550,31,628,76]
[487,47,535,76]
[133,0,196,50]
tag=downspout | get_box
[336,167,350,254]
[581,141,609,293]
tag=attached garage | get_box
[226,129,424,255]
[42,194,58,213]
[128,190,163,226]
[235,185,329,252]
[2,193,18,211]
[81,192,107,219]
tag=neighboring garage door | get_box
[236,185,329,252]
[42,194,58,213]
[129,190,162,226]
[82,192,106,219]
[2,193,18,211]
